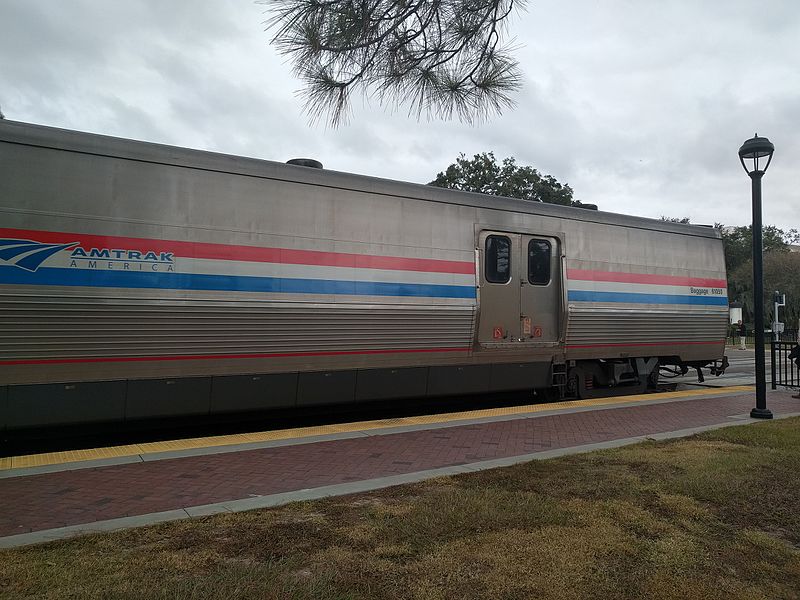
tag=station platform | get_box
[1,386,798,548]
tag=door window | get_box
[527,239,551,285]
[485,235,511,283]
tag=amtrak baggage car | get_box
[0,121,728,430]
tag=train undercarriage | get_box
[562,355,729,399]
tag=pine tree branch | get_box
[259,0,525,126]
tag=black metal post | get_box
[771,331,777,390]
[750,171,773,418]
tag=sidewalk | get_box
[1,387,798,548]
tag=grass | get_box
[3,418,800,599]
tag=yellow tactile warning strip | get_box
[3,385,754,471]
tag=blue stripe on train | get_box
[568,290,728,306]
[0,266,477,299]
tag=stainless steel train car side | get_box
[0,121,729,429]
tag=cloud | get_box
[1,0,797,231]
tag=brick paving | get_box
[1,390,798,538]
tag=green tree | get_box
[428,152,579,206]
[730,252,800,328]
[660,216,691,224]
[719,224,799,325]
[260,0,523,126]
[717,224,791,274]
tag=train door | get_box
[478,231,520,344]
[478,230,562,346]
[519,235,560,344]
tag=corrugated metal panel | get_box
[566,305,728,346]
[0,294,477,360]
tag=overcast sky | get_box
[1,0,798,231]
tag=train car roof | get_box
[0,119,721,239]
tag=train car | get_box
[0,120,729,430]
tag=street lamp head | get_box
[738,133,774,176]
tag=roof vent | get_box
[572,201,598,210]
[287,158,323,169]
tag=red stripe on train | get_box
[566,340,722,349]
[0,341,726,366]
[0,347,472,366]
[567,269,727,288]
[0,228,475,274]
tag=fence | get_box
[728,329,799,348]
[771,338,799,389]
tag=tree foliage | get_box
[730,252,800,328]
[716,224,799,325]
[428,152,578,206]
[260,0,524,126]
[717,224,794,275]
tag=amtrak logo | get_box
[0,239,79,272]
[0,237,177,273]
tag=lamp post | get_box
[738,134,774,419]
